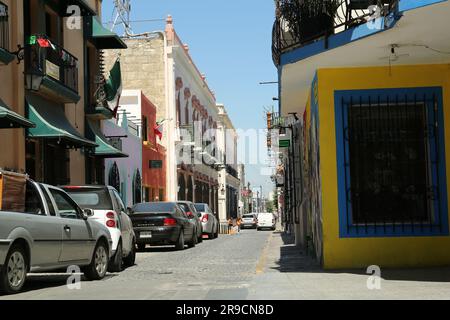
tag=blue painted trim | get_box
[280,13,401,66]
[399,0,447,12]
[334,87,449,238]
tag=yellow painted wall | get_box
[0,0,26,173]
[317,64,450,269]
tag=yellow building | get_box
[0,0,126,185]
[273,0,450,268]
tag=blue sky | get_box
[102,0,278,198]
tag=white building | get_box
[105,16,239,217]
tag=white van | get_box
[257,212,276,231]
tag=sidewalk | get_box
[248,230,450,300]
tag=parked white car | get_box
[62,185,136,272]
[257,212,276,231]
[194,203,219,239]
[0,180,113,294]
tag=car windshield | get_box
[194,204,206,212]
[133,202,176,214]
[64,188,112,210]
[243,214,255,218]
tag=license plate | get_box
[140,231,152,239]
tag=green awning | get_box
[0,98,35,129]
[26,94,97,148]
[86,120,128,158]
[0,48,15,65]
[89,16,127,49]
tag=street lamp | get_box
[25,72,43,91]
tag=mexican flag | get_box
[154,120,165,140]
[105,58,122,117]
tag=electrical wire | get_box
[408,44,450,55]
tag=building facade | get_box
[105,16,240,218]
[0,0,126,186]
[103,113,142,208]
[116,89,167,203]
[273,0,450,268]
[217,103,240,222]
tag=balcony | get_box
[0,1,14,65]
[272,0,399,66]
[24,35,80,103]
[226,165,239,179]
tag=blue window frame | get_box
[335,87,449,238]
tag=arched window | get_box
[133,169,142,204]
[108,162,120,193]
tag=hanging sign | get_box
[46,60,60,81]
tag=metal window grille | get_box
[342,93,444,234]
[0,1,8,51]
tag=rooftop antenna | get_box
[110,0,133,37]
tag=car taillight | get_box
[106,220,116,228]
[201,215,209,223]
[106,212,115,219]
[164,218,177,226]
[106,211,117,228]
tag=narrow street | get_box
[0,230,271,300]
[2,227,450,300]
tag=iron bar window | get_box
[0,1,9,51]
[335,88,449,237]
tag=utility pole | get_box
[260,185,263,213]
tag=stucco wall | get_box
[315,64,450,269]
[103,119,142,208]
[0,0,26,172]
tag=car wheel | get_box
[215,226,219,238]
[137,244,146,252]
[84,241,109,281]
[0,244,28,295]
[198,229,203,243]
[123,238,136,268]
[108,242,123,273]
[188,230,197,248]
[175,230,185,250]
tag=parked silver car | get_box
[241,213,258,229]
[194,203,219,239]
[0,180,113,294]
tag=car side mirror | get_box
[127,207,133,215]
[83,208,94,218]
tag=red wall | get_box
[141,93,166,200]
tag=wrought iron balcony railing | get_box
[0,1,8,51]
[272,0,399,66]
[25,35,79,93]
[226,165,239,179]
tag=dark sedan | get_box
[177,201,203,244]
[129,202,198,251]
